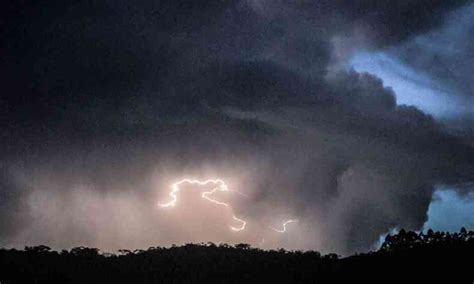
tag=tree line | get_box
[1,228,473,283]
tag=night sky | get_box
[1,0,474,255]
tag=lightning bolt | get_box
[158,179,247,232]
[159,178,299,236]
[270,219,298,233]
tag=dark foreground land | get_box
[1,229,473,283]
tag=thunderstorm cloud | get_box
[1,0,474,254]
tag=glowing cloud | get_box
[270,219,299,233]
[159,178,299,236]
[158,179,247,231]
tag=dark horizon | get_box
[2,228,474,282]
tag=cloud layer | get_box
[1,0,474,254]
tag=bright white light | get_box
[159,178,299,235]
[158,179,247,231]
[270,219,299,233]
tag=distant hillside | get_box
[1,229,473,283]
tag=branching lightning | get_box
[270,219,299,233]
[158,179,247,232]
[159,178,299,238]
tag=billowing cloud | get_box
[1,0,474,254]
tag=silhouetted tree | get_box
[1,228,473,283]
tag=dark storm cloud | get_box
[0,165,29,241]
[391,3,474,99]
[248,0,471,46]
[380,3,474,143]
[1,0,474,253]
